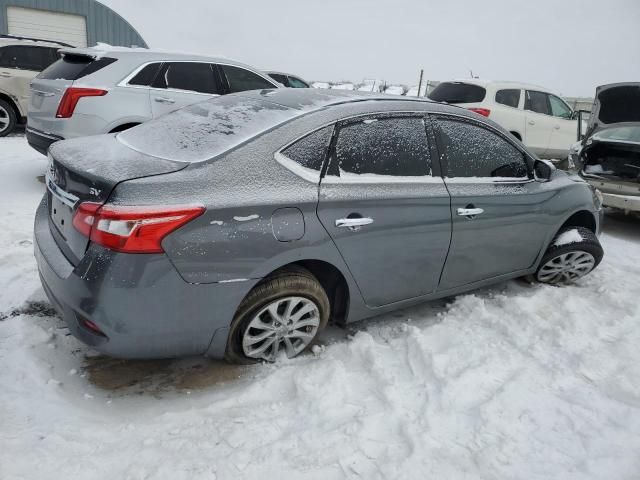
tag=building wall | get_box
[0,0,147,47]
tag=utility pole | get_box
[417,69,424,98]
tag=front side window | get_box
[525,90,551,115]
[495,89,521,108]
[280,126,333,172]
[221,65,276,93]
[154,62,220,94]
[333,117,431,178]
[0,45,54,71]
[548,94,573,119]
[288,76,309,88]
[437,118,529,179]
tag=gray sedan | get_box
[35,88,604,363]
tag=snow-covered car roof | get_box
[446,78,558,94]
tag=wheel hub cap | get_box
[242,296,320,361]
[537,251,595,284]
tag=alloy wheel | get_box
[0,106,9,134]
[537,251,596,284]
[242,296,320,361]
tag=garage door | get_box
[7,6,88,47]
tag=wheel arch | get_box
[558,209,597,234]
[0,92,21,121]
[509,130,522,141]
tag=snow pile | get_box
[1,137,640,479]
[554,228,583,246]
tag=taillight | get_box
[56,87,107,118]
[468,107,491,117]
[72,203,204,253]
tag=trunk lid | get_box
[585,82,640,138]
[46,134,187,264]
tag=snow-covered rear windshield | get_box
[117,95,297,162]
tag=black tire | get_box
[225,266,330,364]
[535,226,603,285]
[0,99,17,137]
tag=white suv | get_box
[428,80,582,159]
[0,35,68,136]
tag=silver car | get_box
[26,46,279,154]
[35,89,604,363]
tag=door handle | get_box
[457,207,484,217]
[31,89,55,97]
[528,120,535,125]
[335,217,374,231]
[154,96,175,104]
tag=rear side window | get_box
[525,90,551,115]
[428,82,486,104]
[221,65,276,93]
[334,117,431,177]
[495,89,520,108]
[437,118,528,179]
[269,73,289,86]
[280,126,333,172]
[38,55,116,80]
[154,62,220,94]
[0,45,58,71]
[128,63,163,86]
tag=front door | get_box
[547,93,578,157]
[524,90,555,157]
[317,114,452,307]
[149,62,222,118]
[433,115,554,290]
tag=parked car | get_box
[0,34,69,136]
[27,46,280,154]
[428,80,583,159]
[35,89,604,363]
[572,83,640,213]
[267,71,309,88]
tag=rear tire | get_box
[0,99,17,137]
[535,227,603,285]
[225,266,330,364]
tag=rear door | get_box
[317,114,452,307]
[524,90,555,156]
[149,62,223,118]
[433,115,553,290]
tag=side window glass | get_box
[548,94,572,119]
[129,63,163,86]
[280,125,333,173]
[437,118,529,179]
[288,76,309,88]
[495,89,520,108]
[334,117,431,178]
[222,65,276,93]
[525,90,551,115]
[269,73,289,86]
[157,62,220,94]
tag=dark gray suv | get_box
[34,89,604,363]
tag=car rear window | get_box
[428,82,486,103]
[38,54,116,80]
[118,95,300,162]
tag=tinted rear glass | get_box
[428,82,486,103]
[495,89,520,108]
[38,54,116,80]
[118,95,299,162]
[129,63,162,86]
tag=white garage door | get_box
[7,6,88,47]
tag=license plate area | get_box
[49,194,73,240]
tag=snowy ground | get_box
[1,134,640,480]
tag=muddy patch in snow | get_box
[0,300,57,321]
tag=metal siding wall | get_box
[0,0,147,47]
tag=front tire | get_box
[225,267,330,364]
[535,227,603,285]
[0,99,17,137]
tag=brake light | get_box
[56,88,107,118]
[72,203,205,253]
[468,107,491,117]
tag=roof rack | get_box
[0,34,73,48]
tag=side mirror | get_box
[534,159,555,182]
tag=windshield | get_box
[118,94,298,162]
[428,82,487,103]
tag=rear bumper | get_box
[601,192,640,212]
[26,127,63,155]
[33,195,253,359]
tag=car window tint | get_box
[334,117,431,177]
[222,65,275,93]
[288,76,309,88]
[495,89,520,108]
[159,62,219,94]
[0,45,54,71]
[269,73,289,86]
[129,63,163,86]
[437,118,528,178]
[281,126,332,171]
[38,54,115,80]
[428,82,486,103]
[548,94,572,119]
[525,90,551,115]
